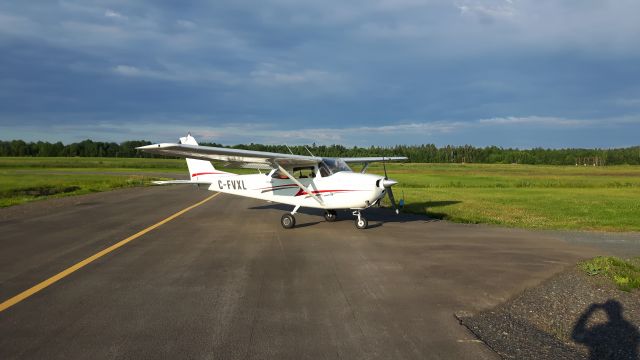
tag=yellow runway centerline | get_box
[0,192,220,313]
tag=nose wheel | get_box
[353,210,368,229]
[355,217,368,229]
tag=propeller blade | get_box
[382,158,398,214]
[387,186,399,215]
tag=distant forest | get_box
[1,139,639,165]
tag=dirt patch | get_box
[8,185,81,197]
[0,187,142,222]
[457,267,640,359]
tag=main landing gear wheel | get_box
[281,214,296,229]
[355,216,368,229]
[324,210,337,222]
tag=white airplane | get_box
[137,134,407,229]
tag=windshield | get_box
[321,158,352,175]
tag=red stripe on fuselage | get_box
[294,189,363,196]
[191,172,226,177]
[257,184,298,191]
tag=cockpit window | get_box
[321,158,352,176]
[318,163,331,177]
[271,169,288,179]
[271,167,316,179]
[293,167,315,179]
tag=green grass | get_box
[0,157,254,208]
[579,257,640,291]
[0,158,189,208]
[0,157,189,207]
[0,171,165,208]
[370,163,640,232]
[0,157,187,170]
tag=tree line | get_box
[1,139,639,165]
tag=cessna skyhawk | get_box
[137,134,407,229]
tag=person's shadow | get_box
[572,300,639,360]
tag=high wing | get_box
[342,157,407,163]
[136,143,321,168]
[137,143,407,166]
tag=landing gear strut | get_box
[324,210,337,222]
[353,210,368,229]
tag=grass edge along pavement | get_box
[579,256,640,292]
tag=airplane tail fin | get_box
[179,133,230,180]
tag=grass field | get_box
[1,158,639,232]
[367,163,640,232]
[0,156,187,171]
[0,157,186,208]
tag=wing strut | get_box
[275,162,324,206]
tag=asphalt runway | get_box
[0,186,609,359]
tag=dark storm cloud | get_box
[1,0,639,146]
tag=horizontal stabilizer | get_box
[152,180,215,185]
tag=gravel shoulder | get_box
[458,267,640,359]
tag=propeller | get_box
[382,157,400,214]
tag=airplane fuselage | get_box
[197,171,387,210]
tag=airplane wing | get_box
[136,143,322,168]
[342,157,407,163]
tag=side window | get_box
[272,167,319,179]
[319,163,331,177]
[271,169,288,179]
[294,167,315,179]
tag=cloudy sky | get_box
[1,0,639,147]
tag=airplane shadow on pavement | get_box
[572,299,639,360]
[248,200,461,228]
[403,200,461,221]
